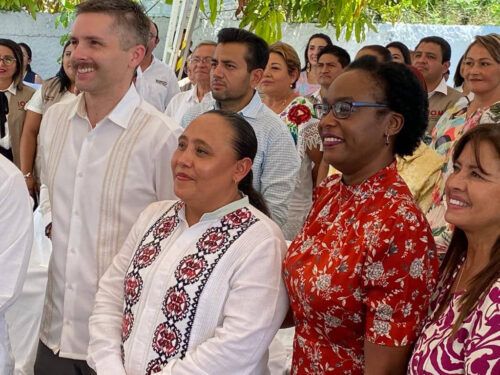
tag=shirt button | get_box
[77,172,83,178]
[73,210,79,217]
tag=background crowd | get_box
[0,0,498,374]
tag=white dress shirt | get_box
[0,155,33,375]
[37,84,182,360]
[88,197,288,375]
[165,85,212,124]
[136,56,181,112]
[0,83,16,150]
[428,77,449,98]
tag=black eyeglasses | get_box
[0,56,16,66]
[314,101,389,120]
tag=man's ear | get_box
[130,44,146,69]
[250,69,264,89]
[442,60,451,75]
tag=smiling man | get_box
[181,28,299,227]
[34,1,181,373]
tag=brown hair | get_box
[437,123,500,334]
[269,42,301,89]
[463,33,500,64]
[76,0,150,49]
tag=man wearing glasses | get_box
[135,19,180,112]
[165,41,215,123]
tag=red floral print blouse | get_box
[283,162,439,374]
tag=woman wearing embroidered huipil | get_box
[88,110,288,375]
[283,57,439,374]
[409,123,500,374]
[426,33,500,256]
[260,42,322,240]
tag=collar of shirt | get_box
[311,88,321,103]
[214,91,262,119]
[73,84,141,129]
[187,86,212,104]
[428,78,448,98]
[325,161,398,202]
[178,195,250,224]
[0,82,17,96]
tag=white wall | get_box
[1,9,498,82]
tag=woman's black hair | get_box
[56,41,73,93]
[18,42,33,73]
[453,54,465,88]
[302,33,333,71]
[0,39,25,90]
[205,109,270,217]
[386,41,412,65]
[346,56,428,157]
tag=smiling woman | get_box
[426,33,500,256]
[0,39,35,169]
[409,123,500,374]
[284,57,439,374]
[88,110,288,375]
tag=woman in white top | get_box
[19,41,77,197]
[88,110,289,375]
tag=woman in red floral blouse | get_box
[283,56,440,374]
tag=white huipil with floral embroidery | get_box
[88,197,289,375]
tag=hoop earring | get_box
[385,133,390,146]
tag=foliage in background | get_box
[0,0,498,44]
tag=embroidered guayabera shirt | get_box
[38,85,182,359]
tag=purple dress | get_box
[409,266,500,374]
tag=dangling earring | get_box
[385,133,390,146]
[306,62,311,72]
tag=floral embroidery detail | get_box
[121,202,183,348]
[288,103,312,125]
[145,207,258,373]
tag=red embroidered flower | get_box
[163,287,190,320]
[288,104,312,125]
[152,324,180,356]
[121,311,134,340]
[175,255,206,283]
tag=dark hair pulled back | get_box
[206,110,270,216]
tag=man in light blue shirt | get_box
[181,28,299,226]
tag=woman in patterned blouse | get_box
[283,56,439,374]
[260,41,323,240]
[409,123,500,374]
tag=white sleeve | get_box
[154,119,182,201]
[0,166,33,313]
[37,115,51,227]
[88,203,162,375]
[159,235,289,375]
[24,87,43,114]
